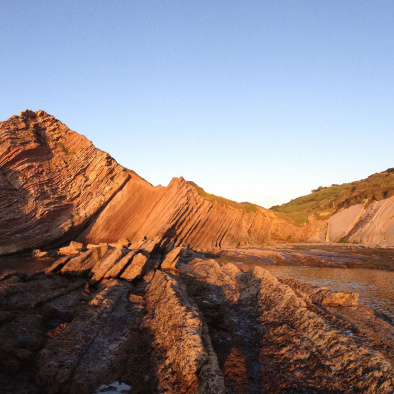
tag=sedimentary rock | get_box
[0,243,393,393]
[1,110,393,257]
[0,110,129,255]
[327,195,394,244]
[80,176,327,250]
[279,277,359,306]
[120,253,149,281]
[145,270,226,393]
[104,250,137,279]
[180,259,394,392]
[36,279,133,394]
[90,248,124,283]
[160,246,183,270]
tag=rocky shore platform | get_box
[1,239,393,393]
[217,243,394,271]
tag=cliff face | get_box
[80,176,326,250]
[0,110,392,254]
[326,195,394,244]
[0,110,129,254]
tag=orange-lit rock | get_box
[0,110,129,255]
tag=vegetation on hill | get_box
[271,168,394,226]
[187,181,259,213]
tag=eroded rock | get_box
[279,277,359,306]
[145,270,226,393]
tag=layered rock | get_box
[1,109,393,260]
[0,110,129,255]
[279,277,359,306]
[179,260,394,392]
[326,195,394,244]
[80,176,326,250]
[145,270,226,393]
[0,243,393,393]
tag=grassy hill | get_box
[271,168,394,226]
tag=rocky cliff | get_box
[0,110,393,254]
[0,110,129,254]
[79,176,326,250]
[326,195,394,244]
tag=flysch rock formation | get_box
[0,110,129,255]
[1,240,393,393]
[1,110,393,257]
[326,195,394,244]
[79,175,328,250]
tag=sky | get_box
[1,1,393,208]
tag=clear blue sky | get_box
[1,1,393,207]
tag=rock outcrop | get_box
[1,110,393,259]
[279,277,359,306]
[80,176,326,250]
[0,242,393,393]
[326,195,394,244]
[0,110,129,255]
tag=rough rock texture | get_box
[160,246,183,270]
[179,260,394,392]
[120,253,149,281]
[1,111,392,256]
[0,243,393,393]
[0,110,129,255]
[80,176,326,250]
[279,277,359,306]
[145,270,226,393]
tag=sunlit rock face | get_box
[1,110,392,257]
[0,110,129,255]
[327,196,394,244]
[80,176,326,250]
[0,110,324,256]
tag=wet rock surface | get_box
[0,240,393,393]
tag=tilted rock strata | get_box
[145,270,226,393]
[179,259,394,392]
[0,110,129,255]
[326,195,394,244]
[80,176,327,250]
[239,266,393,392]
[1,110,392,255]
[0,243,393,393]
[279,276,359,306]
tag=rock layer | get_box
[0,110,129,255]
[1,110,393,256]
[0,243,393,393]
[80,176,326,250]
[326,195,394,244]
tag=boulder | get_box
[161,247,183,270]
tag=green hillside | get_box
[271,168,394,226]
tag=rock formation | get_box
[0,110,393,256]
[1,241,392,393]
[79,175,328,249]
[326,195,394,244]
[0,110,129,255]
